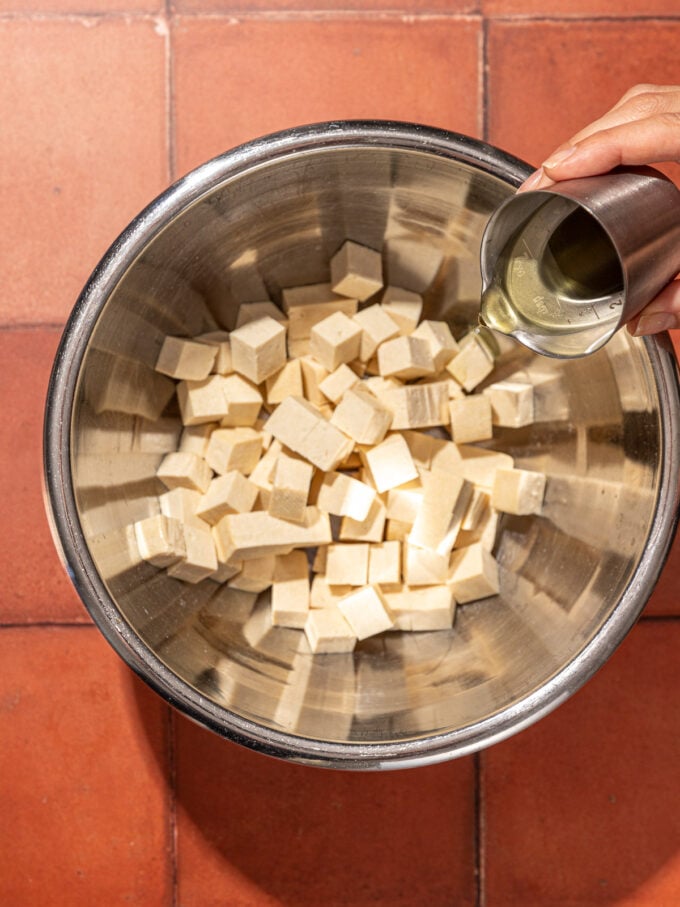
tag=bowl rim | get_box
[43,120,680,770]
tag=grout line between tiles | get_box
[0,322,65,331]
[0,621,93,629]
[473,751,483,906]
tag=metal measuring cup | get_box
[479,165,680,358]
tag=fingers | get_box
[627,278,680,336]
[517,83,680,193]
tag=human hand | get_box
[517,84,680,337]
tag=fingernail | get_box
[518,168,545,192]
[632,313,677,336]
[543,146,577,170]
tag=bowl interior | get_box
[62,135,667,763]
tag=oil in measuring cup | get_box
[480,194,624,358]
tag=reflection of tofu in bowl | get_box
[44,122,680,769]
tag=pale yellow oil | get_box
[480,201,625,352]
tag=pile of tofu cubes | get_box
[133,241,546,653]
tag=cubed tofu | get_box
[402,544,450,585]
[230,315,287,384]
[155,336,217,381]
[491,467,546,515]
[204,427,262,476]
[166,524,218,583]
[159,486,206,529]
[265,396,353,472]
[449,394,493,444]
[299,355,330,406]
[304,608,357,654]
[380,286,423,334]
[309,575,353,609]
[446,333,494,392]
[448,544,500,603]
[319,363,360,404]
[383,382,450,430]
[229,554,277,593]
[338,585,394,639]
[265,358,304,406]
[281,283,359,340]
[330,386,393,446]
[377,335,435,380]
[381,584,455,632]
[218,374,263,427]
[271,551,310,629]
[268,451,314,523]
[235,301,287,329]
[385,485,423,525]
[411,320,459,370]
[483,380,535,428]
[408,469,471,556]
[324,542,370,586]
[315,471,377,522]
[352,303,400,360]
[362,434,418,493]
[309,311,363,372]
[213,507,332,563]
[367,540,401,585]
[196,471,259,524]
[330,240,383,301]
[177,375,230,426]
[338,498,387,543]
[178,422,218,457]
[134,514,186,567]
[156,451,213,493]
[193,331,233,375]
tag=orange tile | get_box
[175,716,477,906]
[483,621,680,906]
[644,530,680,617]
[487,21,680,169]
[173,16,482,177]
[0,18,167,326]
[0,329,88,623]
[0,626,172,906]
[176,0,474,10]
[0,0,160,13]
[483,0,679,15]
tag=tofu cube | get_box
[363,434,418,493]
[193,331,233,375]
[449,395,493,444]
[156,451,212,493]
[411,320,459,370]
[159,486,206,529]
[204,427,262,476]
[367,540,401,585]
[385,486,423,525]
[483,380,535,428]
[304,608,357,654]
[268,452,314,523]
[134,514,186,567]
[380,286,423,334]
[235,301,287,329]
[309,311,362,372]
[271,551,310,629]
[196,471,259,525]
[220,374,263,427]
[382,584,455,632]
[338,498,387,543]
[265,358,304,406]
[310,575,353,609]
[330,386,393,446]
[213,507,332,563]
[377,335,435,380]
[229,554,276,593]
[155,336,217,381]
[230,315,287,384]
[324,542,370,586]
[178,422,218,457]
[409,469,470,556]
[330,241,383,301]
[318,363,360,404]
[338,585,394,640]
[177,375,230,426]
[299,356,330,406]
[491,467,546,515]
[352,303,400,360]
[448,544,500,603]
[315,471,376,522]
[265,396,353,472]
[446,333,494,391]
[281,283,359,340]
[383,382,449,430]
[167,525,218,583]
[402,544,450,585]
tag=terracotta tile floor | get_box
[3,2,680,904]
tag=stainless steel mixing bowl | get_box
[44,122,680,769]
